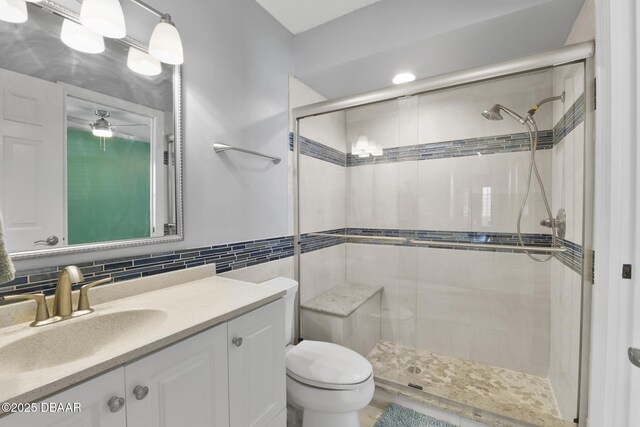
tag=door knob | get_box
[232,337,243,347]
[133,385,149,400]
[33,236,59,246]
[107,396,125,413]
[629,347,640,368]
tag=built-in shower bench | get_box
[301,283,382,356]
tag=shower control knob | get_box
[107,396,125,413]
[540,219,553,227]
[133,385,149,400]
[232,337,243,347]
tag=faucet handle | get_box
[1,293,57,327]
[77,278,112,312]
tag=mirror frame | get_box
[9,1,184,260]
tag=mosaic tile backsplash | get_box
[0,227,584,298]
[0,92,586,298]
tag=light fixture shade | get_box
[92,128,113,138]
[149,20,183,65]
[24,0,42,3]
[61,19,105,54]
[0,0,28,24]
[80,0,126,39]
[127,47,162,76]
[91,117,113,138]
[354,136,369,153]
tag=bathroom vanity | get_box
[0,267,286,427]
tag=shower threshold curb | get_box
[374,379,572,427]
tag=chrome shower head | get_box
[482,104,525,123]
[482,104,503,121]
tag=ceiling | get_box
[253,0,384,34]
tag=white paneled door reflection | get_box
[0,68,64,252]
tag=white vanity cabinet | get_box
[228,299,286,427]
[124,323,229,427]
[0,299,285,427]
[0,367,127,427]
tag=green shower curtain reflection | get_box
[67,129,151,245]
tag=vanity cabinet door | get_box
[124,323,229,427]
[228,299,285,427]
[0,368,126,427]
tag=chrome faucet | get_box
[53,266,84,317]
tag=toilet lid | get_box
[286,341,373,389]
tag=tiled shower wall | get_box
[343,70,556,377]
[296,68,585,388]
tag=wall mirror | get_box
[0,1,183,259]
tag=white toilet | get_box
[260,278,375,427]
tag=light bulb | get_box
[80,0,126,39]
[127,47,162,76]
[149,16,184,65]
[61,19,105,54]
[0,0,28,24]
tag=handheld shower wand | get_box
[481,92,565,262]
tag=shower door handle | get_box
[629,347,640,368]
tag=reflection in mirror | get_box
[0,1,182,257]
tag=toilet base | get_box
[302,409,360,427]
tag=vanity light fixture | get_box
[0,0,28,24]
[392,72,415,85]
[61,19,105,54]
[127,46,161,75]
[148,14,184,65]
[80,0,126,39]
[354,135,370,158]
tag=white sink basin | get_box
[0,309,168,373]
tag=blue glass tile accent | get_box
[346,130,554,167]
[299,136,346,167]
[1,235,295,299]
[554,237,583,275]
[553,94,585,146]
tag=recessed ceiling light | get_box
[392,72,415,85]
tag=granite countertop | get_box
[0,269,284,410]
[301,283,382,317]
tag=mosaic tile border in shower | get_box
[554,237,583,275]
[289,133,346,167]
[289,130,554,168]
[346,130,554,167]
[553,93,585,146]
[0,235,295,298]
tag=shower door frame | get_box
[293,41,595,426]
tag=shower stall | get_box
[293,42,594,427]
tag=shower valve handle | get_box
[540,219,553,227]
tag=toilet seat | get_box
[286,340,373,390]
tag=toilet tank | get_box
[259,277,299,345]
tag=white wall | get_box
[13,0,294,272]
[293,0,584,98]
